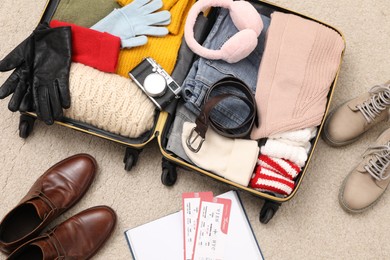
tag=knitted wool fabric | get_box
[260,139,308,167]
[117,0,184,34]
[250,165,295,196]
[50,20,121,73]
[115,0,195,77]
[250,12,344,139]
[268,127,317,156]
[270,127,317,147]
[52,0,120,28]
[64,63,156,138]
[258,155,301,180]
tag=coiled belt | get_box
[186,77,257,152]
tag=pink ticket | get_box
[182,192,214,260]
[192,197,232,260]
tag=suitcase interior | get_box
[21,0,164,149]
[31,0,345,221]
[156,0,346,208]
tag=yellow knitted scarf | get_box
[115,0,195,77]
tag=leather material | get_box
[193,77,256,140]
[0,24,49,112]
[0,23,72,125]
[339,128,390,213]
[7,206,116,260]
[32,25,72,125]
[0,154,96,254]
[323,91,389,146]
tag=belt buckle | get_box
[186,127,205,153]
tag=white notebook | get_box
[124,190,263,260]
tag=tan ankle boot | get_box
[339,128,390,213]
[322,82,390,146]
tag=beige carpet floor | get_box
[0,0,389,259]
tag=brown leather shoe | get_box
[0,154,97,254]
[7,206,116,260]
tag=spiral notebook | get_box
[124,190,263,260]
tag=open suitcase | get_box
[16,0,168,172]
[19,110,161,171]
[14,0,344,224]
[155,0,346,224]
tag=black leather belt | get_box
[186,77,257,152]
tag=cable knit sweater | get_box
[64,63,155,138]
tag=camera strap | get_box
[186,77,257,153]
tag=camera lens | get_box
[143,73,167,97]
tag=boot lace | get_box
[364,142,390,181]
[356,83,390,123]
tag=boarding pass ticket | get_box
[182,192,214,260]
[192,197,232,260]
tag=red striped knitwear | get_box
[258,155,301,180]
[250,166,295,196]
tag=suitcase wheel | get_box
[19,114,35,139]
[125,155,135,171]
[161,158,177,186]
[259,200,281,224]
[123,147,141,171]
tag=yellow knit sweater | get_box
[116,0,195,77]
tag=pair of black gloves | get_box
[0,23,72,125]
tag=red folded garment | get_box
[257,155,301,180]
[250,165,295,196]
[50,20,120,73]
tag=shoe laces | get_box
[363,142,390,181]
[356,83,390,123]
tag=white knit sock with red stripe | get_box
[258,155,301,180]
[250,165,295,196]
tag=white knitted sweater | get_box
[64,63,156,138]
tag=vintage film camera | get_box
[129,57,182,110]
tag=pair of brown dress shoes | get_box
[0,154,116,259]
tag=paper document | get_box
[124,191,263,260]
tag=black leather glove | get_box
[32,26,72,125]
[0,23,49,112]
[0,38,31,112]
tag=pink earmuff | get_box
[184,0,263,63]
